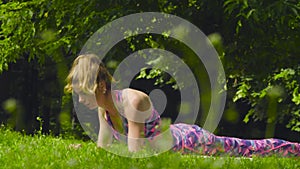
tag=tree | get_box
[0,0,299,141]
[223,0,300,134]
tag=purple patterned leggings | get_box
[170,123,300,157]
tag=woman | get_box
[65,54,300,157]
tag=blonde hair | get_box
[65,54,113,95]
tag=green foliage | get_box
[223,0,300,132]
[1,0,300,138]
[0,0,37,72]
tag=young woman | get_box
[65,54,300,157]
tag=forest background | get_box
[0,0,299,142]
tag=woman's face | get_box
[73,87,98,110]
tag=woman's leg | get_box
[215,135,300,157]
[170,123,300,157]
[170,123,219,155]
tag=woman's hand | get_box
[68,143,82,149]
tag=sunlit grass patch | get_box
[0,127,299,169]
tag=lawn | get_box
[0,127,299,169]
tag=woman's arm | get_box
[97,107,113,148]
[123,89,152,152]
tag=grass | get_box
[0,127,299,169]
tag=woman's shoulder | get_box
[122,88,150,105]
[122,88,148,98]
[122,88,152,119]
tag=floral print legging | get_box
[170,123,300,157]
